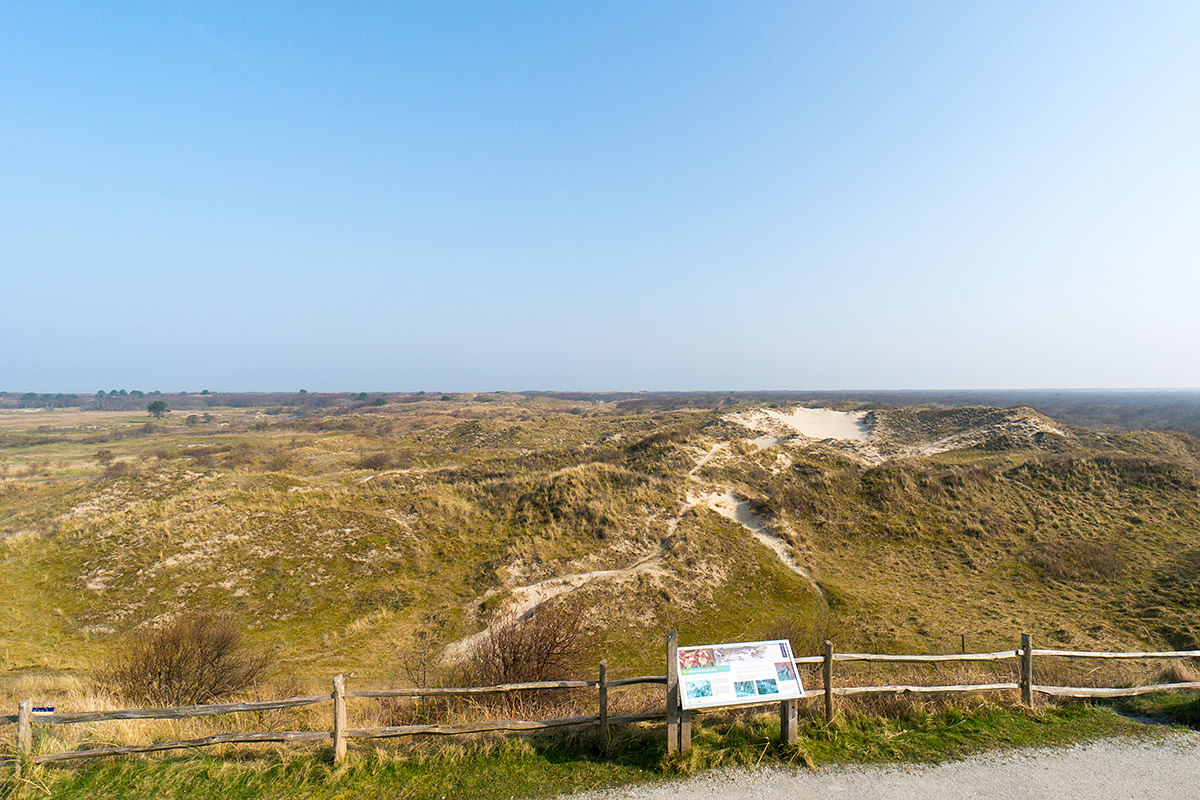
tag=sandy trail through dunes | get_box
[443,435,824,663]
[440,552,668,662]
[684,486,818,592]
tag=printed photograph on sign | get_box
[714,645,771,665]
[677,638,805,710]
[679,648,716,669]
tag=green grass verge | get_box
[1,704,1156,800]
[1112,689,1200,727]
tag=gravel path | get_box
[565,732,1200,800]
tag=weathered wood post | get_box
[780,698,798,745]
[598,659,609,751]
[332,673,347,764]
[16,699,32,777]
[666,630,680,754]
[680,704,692,755]
[822,640,834,722]
[1020,633,1033,707]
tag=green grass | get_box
[1112,690,1200,727]
[0,704,1156,800]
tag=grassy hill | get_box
[2,394,1199,697]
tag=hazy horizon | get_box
[4,2,1198,391]
[8,386,1200,396]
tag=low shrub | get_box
[355,451,392,470]
[462,603,591,687]
[110,613,272,706]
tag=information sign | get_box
[677,638,805,710]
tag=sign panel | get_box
[677,638,805,710]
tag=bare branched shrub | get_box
[264,448,295,471]
[463,604,591,686]
[103,461,131,477]
[111,613,271,706]
[355,451,392,470]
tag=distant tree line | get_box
[13,392,82,408]
[0,389,452,413]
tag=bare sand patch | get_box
[728,406,872,442]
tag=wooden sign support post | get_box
[780,698,798,744]
[666,630,680,754]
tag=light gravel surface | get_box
[565,731,1200,800]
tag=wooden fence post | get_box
[823,640,834,723]
[666,630,679,755]
[598,659,609,751]
[780,699,798,745]
[1020,633,1033,707]
[15,699,32,777]
[680,706,692,755]
[332,673,347,764]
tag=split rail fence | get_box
[5,633,1200,774]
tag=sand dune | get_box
[728,406,872,442]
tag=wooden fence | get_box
[664,632,1200,753]
[6,633,1200,773]
[3,661,666,777]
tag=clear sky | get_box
[3,2,1198,392]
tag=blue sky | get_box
[3,2,1198,392]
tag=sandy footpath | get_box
[564,733,1200,800]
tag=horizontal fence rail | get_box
[34,695,331,725]
[347,680,595,699]
[1033,682,1200,698]
[833,651,1019,663]
[1032,649,1200,660]
[8,636,1200,772]
[345,676,669,699]
[609,676,667,687]
[32,731,331,764]
[346,711,670,740]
